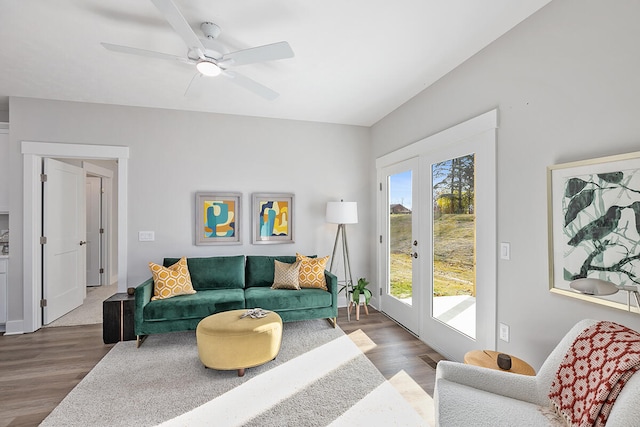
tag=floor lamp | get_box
[326,200,358,321]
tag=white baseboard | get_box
[4,319,25,335]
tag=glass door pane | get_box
[431,154,476,338]
[379,158,420,335]
[389,170,413,305]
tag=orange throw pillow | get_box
[149,257,196,301]
[296,253,329,290]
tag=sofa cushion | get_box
[245,287,331,311]
[164,256,245,290]
[143,289,245,322]
[245,255,316,288]
[149,257,197,301]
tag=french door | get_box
[379,158,421,334]
[376,110,497,361]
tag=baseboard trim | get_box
[4,319,25,335]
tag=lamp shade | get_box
[326,201,358,224]
[570,278,619,296]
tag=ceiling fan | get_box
[101,0,294,100]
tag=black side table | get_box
[103,293,135,344]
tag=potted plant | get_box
[351,277,372,305]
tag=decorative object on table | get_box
[240,308,270,319]
[127,287,135,296]
[326,199,358,320]
[462,349,535,376]
[251,193,294,244]
[547,151,640,312]
[497,353,512,370]
[195,192,241,245]
[348,277,371,321]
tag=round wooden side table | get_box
[464,350,535,376]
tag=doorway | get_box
[44,160,117,327]
[376,110,497,361]
[21,141,129,334]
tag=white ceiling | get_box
[0,0,551,126]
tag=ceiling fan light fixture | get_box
[196,60,221,77]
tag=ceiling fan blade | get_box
[223,70,279,100]
[150,0,206,58]
[101,42,194,65]
[218,41,294,67]
[184,73,207,97]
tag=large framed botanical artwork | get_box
[548,151,640,312]
[251,193,294,244]
[195,192,241,245]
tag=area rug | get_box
[40,319,427,426]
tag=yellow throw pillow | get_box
[271,260,301,290]
[149,257,196,301]
[296,253,329,290]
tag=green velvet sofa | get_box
[134,255,338,345]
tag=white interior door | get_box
[379,158,421,334]
[43,158,86,324]
[86,176,102,286]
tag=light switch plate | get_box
[500,242,511,260]
[138,231,155,242]
[499,323,510,342]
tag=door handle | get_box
[412,252,418,259]
[413,240,418,246]
[79,241,87,246]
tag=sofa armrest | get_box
[325,270,338,312]
[436,360,544,406]
[134,278,154,334]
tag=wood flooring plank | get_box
[0,324,112,427]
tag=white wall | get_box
[7,98,371,329]
[372,0,640,368]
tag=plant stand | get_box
[348,293,369,321]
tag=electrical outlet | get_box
[499,323,510,342]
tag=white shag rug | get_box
[41,319,428,427]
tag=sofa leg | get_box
[327,317,337,328]
[136,335,148,348]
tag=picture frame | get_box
[251,193,294,244]
[195,192,241,245]
[547,151,640,312]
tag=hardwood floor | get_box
[0,306,443,427]
[0,324,113,427]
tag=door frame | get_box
[375,109,497,360]
[83,161,115,287]
[22,141,129,333]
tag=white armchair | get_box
[434,319,640,426]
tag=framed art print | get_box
[252,193,294,244]
[547,151,640,312]
[195,192,241,245]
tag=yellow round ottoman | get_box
[196,309,283,377]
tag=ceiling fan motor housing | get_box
[201,22,222,39]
